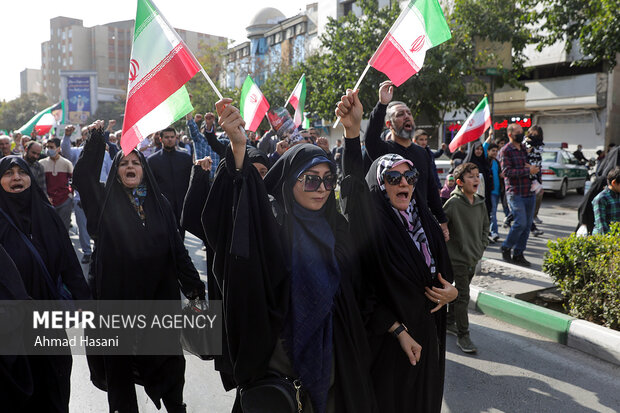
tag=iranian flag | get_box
[239,75,270,132]
[369,0,451,87]
[449,96,492,152]
[17,101,64,136]
[120,0,200,154]
[285,74,306,128]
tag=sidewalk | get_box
[470,258,620,366]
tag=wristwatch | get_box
[392,324,407,338]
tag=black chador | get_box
[0,156,91,413]
[202,144,377,413]
[340,138,454,413]
[73,127,205,413]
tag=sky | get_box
[1,0,308,102]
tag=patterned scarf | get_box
[376,154,436,275]
[124,183,148,224]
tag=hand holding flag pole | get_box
[332,65,370,129]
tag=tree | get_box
[290,0,535,126]
[536,0,620,70]
[0,94,50,132]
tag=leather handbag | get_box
[239,370,303,413]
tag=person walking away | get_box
[486,143,502,242]
[443,162,489,353]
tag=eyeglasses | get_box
[383,169,419,186]
[297,174,337,192]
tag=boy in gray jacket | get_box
[443,162,490,353]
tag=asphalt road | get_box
[483,191,583,271]
[67,189,619,413]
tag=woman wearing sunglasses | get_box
[202,99,376,413]
[337,90,457,413]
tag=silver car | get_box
[540,148,588,199]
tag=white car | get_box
[540,148,588,199]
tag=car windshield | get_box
[541,152,557,162]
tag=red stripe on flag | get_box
[120,124,144,155]
[122,44,200,135]
[248,98,270,132]
[289,95,299,108]
[369,33,420,87]
[448,122,491,152]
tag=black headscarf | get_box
[0,156,88,300]
[464,142,492,211]
[247,146,270,169]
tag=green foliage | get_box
[0,94,50,132]
[536,0,620,70]
[272,0,535,126]
[543,223,620,330]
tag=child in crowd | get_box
[443,162,489,354]
[592,166,620,234]
[486,143,501,242]
[440,174,456,205]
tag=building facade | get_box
[40,16,227,104]
[20,68,43,95]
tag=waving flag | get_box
[17,101,64,136]
[285,74,307,128]
[449,96,491,152]
[239,75,270,132]
[369,0,451,86]
[120,0,200,154]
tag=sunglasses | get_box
[297,174,337,192]
[383,169,419,186]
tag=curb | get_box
[469,262,620,366]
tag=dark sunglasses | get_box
[297,174,337,192]
[383,169,419,186]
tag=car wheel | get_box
[555,179,567,199]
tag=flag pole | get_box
[332,64,371,129]
[284,73,305,107]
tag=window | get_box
[69,56,73,65]
[286,28,294,39]
[62,58,66,66]
[62,31,66,40]
[62,45,66,53]
[58,56,61,63]
[68,29,72,38]
[274,32,282,43]
[69,43,72,52]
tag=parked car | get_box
[540,147,588,199]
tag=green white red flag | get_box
[449,96,492,152]
[369,0,451,86]
[17,101,65,136]
[239,75,270,132]
[120,0,200,154]
[285,74,306,128]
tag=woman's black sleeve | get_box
[180,164,211,243]
[73,128,106,239]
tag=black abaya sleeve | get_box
[73,129,106,240]
[340,137,399,334]
[181,164,211,243]
[202,146,289,385]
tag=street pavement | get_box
[483,191,583,271]
[65,189,620,412]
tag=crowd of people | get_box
[0,80,618,413]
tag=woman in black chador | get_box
[336,90,457,413]
[202,99,376,413]
[0,156,91,413]
[73,122,205,413]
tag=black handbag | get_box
[179,299,214,360]
[239,370,303,413]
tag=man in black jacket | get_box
[364,80,449,240]
[147,127,192,237]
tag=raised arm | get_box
[73,121,106,239]
[363,81,394,161]
[60,125,79,165]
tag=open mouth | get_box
[403,121,413,130]
[10,184,24,191]
[396,190,409,200]
[126,172,136,178]
[473,184,479,191]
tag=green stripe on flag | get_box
[135,0,159,40]
[412,0,451,47]
[239,75,254,120]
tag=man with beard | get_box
[23,141,47,194]
[147,127,192,236]
[365,81,449,240]
[0,136,12,158]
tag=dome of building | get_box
[246,7,286,38]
